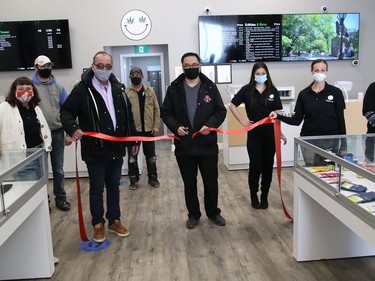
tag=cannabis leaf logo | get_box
[139,16,147,23]
[127,17,134,24]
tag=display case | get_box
[293,134,375,261]
[0,148,55,280]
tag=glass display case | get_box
[293,134,375,262]
[0,148,46,223]
[0,148,55,280]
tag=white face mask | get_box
[93,68,112,82]
[313,73,327,83]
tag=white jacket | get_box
[0,102,52,151]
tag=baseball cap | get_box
[129,66,143,75]
[34,55,54,66]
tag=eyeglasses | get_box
[182,63,200,69]
[93,63,113,70]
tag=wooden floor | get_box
[33,140,374,281]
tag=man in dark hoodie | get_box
[161,52,227,229]
[61,51,139,242]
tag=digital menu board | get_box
[199,13,360,63]
[0,19,72,71]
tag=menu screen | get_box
[0,19,72,71]
[199,13,360,64]
[199,15,282,63]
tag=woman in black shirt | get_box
[229,62,286,209]
[270,59,347,166]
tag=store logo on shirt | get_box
[268,94,275,101]
[203,95,211,103]
[326,95,334,103]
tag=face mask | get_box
[254,74,267,84]
[93,68,112,82]
[38,68,52,78]
[184,68,200,80]
[313,73,327,83]
[16,90,34,103]
[130,77,142,86]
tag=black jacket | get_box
[161,73,226,156]
[61,69,137,161]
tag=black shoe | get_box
[251,196,261,209]
[186,217,199,229]
[209,214,226,226]
[129,182,137,190]
[251,202,261,209]
[260,199,268,209]
[55,198,71,211]
[148,178,160,188]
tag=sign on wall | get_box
[121,10,152,41]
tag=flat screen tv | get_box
[0,19,72,71]
[198,13,360,63]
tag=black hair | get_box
[180,52,201,64]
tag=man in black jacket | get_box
[61,51,139,242]
[161,52,227,229]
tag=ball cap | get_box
[34,55,54,66]
[129,66,143,75]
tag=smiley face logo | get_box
[121,10,152,41]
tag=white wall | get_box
[1,0,375,106]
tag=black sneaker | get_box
[186,217,199,229]
[209,214,226,226]
[129,182,137,190]
[148,178,160,188]
[55,198,71,211]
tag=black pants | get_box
[127,131,157,182]
[176,154,221,219]
[247,126,275,200]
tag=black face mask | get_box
[184,68,200,80]
[130,77,142,86]
[38,68,52,79]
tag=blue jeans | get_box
[50,129,66,199]
[85,158,123,226]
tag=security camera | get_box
[321,6,328,12]
[205,7,210,14]
[352,59,359,66]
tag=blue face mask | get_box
[255,74,267,84]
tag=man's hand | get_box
[71,129,83,142]
[64,135,73,146]
[199,125,210,135]
[151,128,159,136]
[131,145,139,156]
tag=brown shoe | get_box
[93,223,105,242]
[108,219,129,237]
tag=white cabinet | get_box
[0,149,54,280]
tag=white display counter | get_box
[293,135,375,261]
[0,149,55,280]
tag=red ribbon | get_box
[193,117,292,221]
[75,142,89,241]
[75,117,292,240]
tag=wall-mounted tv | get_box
[198,13,360,63]
[0,19,72,71]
